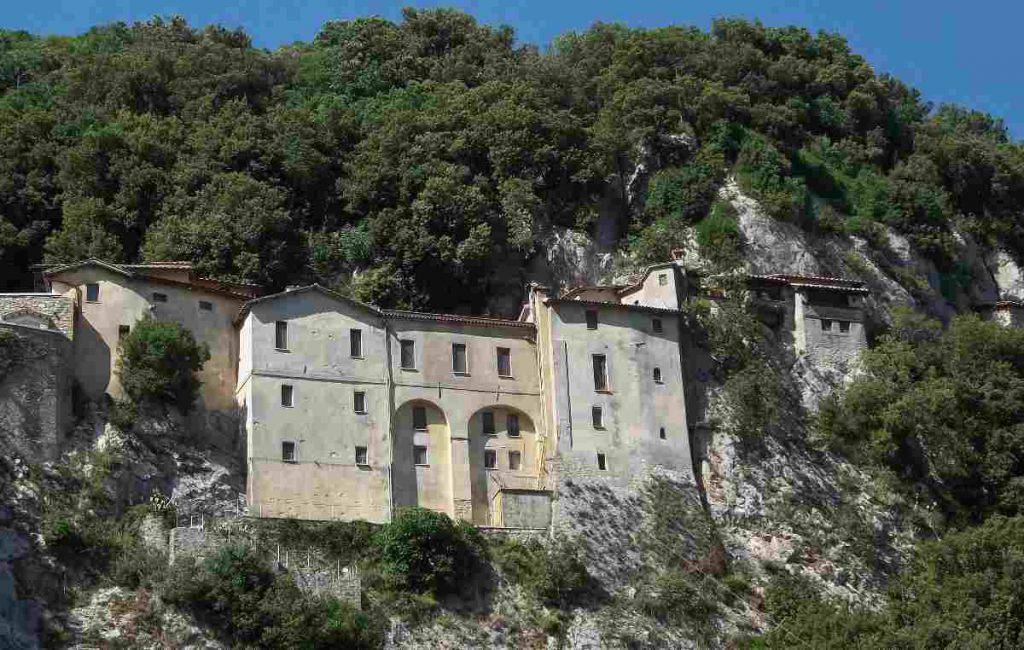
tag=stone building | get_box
[0,256,869,529]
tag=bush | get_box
[492,534,590,608]
[115,317,210,413]
[695,199,742,269]
[374,507,486,596]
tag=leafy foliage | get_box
[373,506,486,596]
[115,316,210,413]
[491,534,590,607]
[819,309,1024,525]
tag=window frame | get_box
[152,292,168,303]
[413,445,429,466]
[659,427,666,440]
[585,309,598,330]
[85,283,100,302]
[507,413,520,437]
[653,367,663,383]
[652,318,663,333]
[281,384,294,408]
[118,324,130,341]
[592,354,609,392]
[484,449,497,470]
[508,450,522,472]
[658,272,668,286]
[355,445,368,466]
[597,452,607,471]
[592,405,604,429]
[412,406,427,431]
[399,339,416,370]
[496,346,512,378]
[452,342,469,375]
[198,300,213,312]
[350,328,363,358]
[839,321,851,334]
[820,319,833,332]
[281,440,298,463]
[482,411,496,436]
[353,390,367,414]
[275,321,289,351]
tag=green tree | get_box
[115,317,210,413]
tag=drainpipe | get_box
[383,316,396,522]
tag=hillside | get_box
[3,9,1024,649]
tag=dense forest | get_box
[1,9,1021,312]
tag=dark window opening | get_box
[354,391,366,413]
[413,445,428,465]
[585,310,598,330]
[597,453,607,471]
[355,446,368,465]
[412,406,427,431]
[400,339,415,369]
[199,300,213,311]
[497,347,512,376]
[482,411,495,435]
[653,367,662,383]
[820,319,833,332]
[652,318,663,333]
[281,385,294,407]
[484,449,497,469]
[507,413,520,437]
[592,406,604,429]
[85,283,100,302]
[593,354,608,391]
[658,273,668,286]
[282,441,297,463]
[509,450,521,471]
[118,325,130,340]
[275,321,288,349]
[452,343,468,374]
[152,292,168,303]
[839,321,851,333]
[659,427,666,440]
[350,329,362,357]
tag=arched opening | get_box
[392,399,452,515]
[466,406,536,525]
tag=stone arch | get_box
[392,399,452,515]
[1,309,55,330]
[466,405,537,525]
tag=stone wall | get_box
[0,294,74,339]
[0,323,72,463]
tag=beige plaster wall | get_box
[619,264,682,310]
[49,268,244,411]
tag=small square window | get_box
[597,453,607,471]
[658,273,668,286]
[152,292,168,303]
[509,450,521,471]
[355,446,368,466]
[482,411,495,435]
[350,329,363,357]
[653,367,662,383]
[118,325,130,340]
[85,283,100,302]
[354,391,366,413]
[497,347,512,377]
[585,309,598,330]
[275,321,288,350]
[659,427,666,440]
[839,321,851,333]
[652,318,663,333]
[198,300,213,311]
[592,406,604,429]
[507,413,520,437]
[820,319,833,332]
[452,343,468,374]
[281,385,294,407]
[400,339,415,369]
[484,449,497,469]
[413,445,428,466]
[282,441,297,463]
[412,406,427,431]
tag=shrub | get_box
[115,317,210,413]
[695,199,742,269]
[492,534,590,608]
[374,507,486,596]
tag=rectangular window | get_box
[496,347,512,377]
[597,453,607,471]
[659,427,666,440]
[652,318,663,333]
[482,411,495,435]
[509,450,521,471]
[452,343,468,374]
[413,445,428,466]
[152,292,168,303]
[282,441,297,463]
[658,273,668,286]
[350,329,362,357]
[653,367,662,383]
[592,406,604,429]
[275,321,288,350]
[412,406,427,431]
[118,325,130,341]
[839,321,851,333]
[507,413,520,437]
[198,300,213,311]
[355,446,368,466]
[85,283,99,302]
[353,391,366,414]
[592,354,608,391]
[281,385,294,407]
[484,449,497,469]
[400,339,415,369]
[585,309,598,330]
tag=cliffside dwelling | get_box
[0,256,882,528]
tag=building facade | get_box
[0,256,877,529]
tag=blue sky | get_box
[4,0,1021,139]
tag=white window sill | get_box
[498,374,514,379]
[453,372,471,377]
